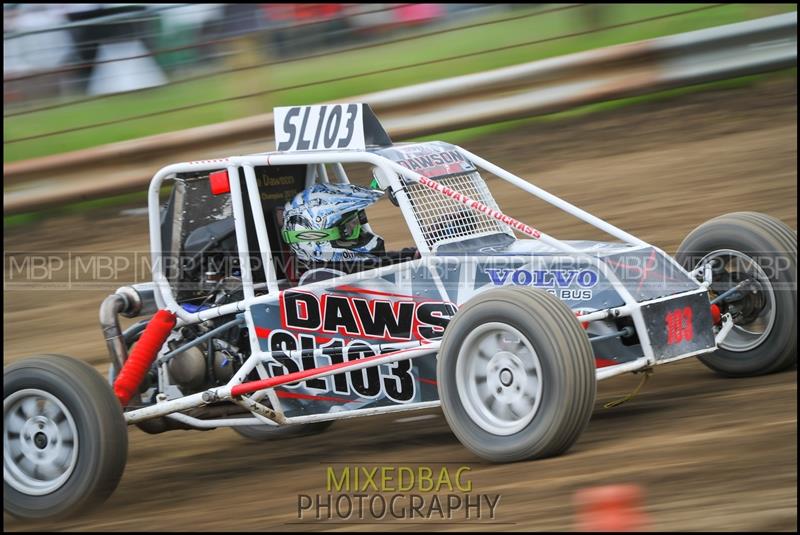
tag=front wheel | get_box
[676,212,797,376]
[4,355,128,519]
[437,287,596,463]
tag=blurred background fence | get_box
[3,3,519,114]
[2,3,797,214]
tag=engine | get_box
[164,318,249,393]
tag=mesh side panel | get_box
[402,172,513,250]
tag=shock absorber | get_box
[114,309,177,407]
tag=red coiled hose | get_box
[114,309,176,406]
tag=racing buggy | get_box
[4,104,796,519]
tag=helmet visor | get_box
[332,210,369,246]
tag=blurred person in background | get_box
[261,3,348,59]
[213,3,270,114]
[393,3,443,27]
[154,4,225,77]
[61,4,165,95]
[3,4,74,101]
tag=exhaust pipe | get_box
[100,283,158,373]
[100,293,130,373]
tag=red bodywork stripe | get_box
[333,285,418,300]
[275,390,352,403]
[255,327,271,339]
[418,377,438,386]
[594,357,619,368]
[255,329,367,344]
[332,285,443,304]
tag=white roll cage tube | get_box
[133,149,720,428]
[146,151,652,324]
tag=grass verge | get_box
[5,69,794,228]
[4,3,795,162]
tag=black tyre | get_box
[232,420,334,441]
[437,287,596,463]
[4,355,128,519]
[676,212,797,376]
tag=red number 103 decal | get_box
[665,307,693,345]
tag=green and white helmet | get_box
[282,183,385,263]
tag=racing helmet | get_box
[282,183,385,263]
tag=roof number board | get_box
[274,104,365,152]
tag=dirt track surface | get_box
[3,77,797,531]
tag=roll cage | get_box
[124,140,730,429]
[148,145,659,325]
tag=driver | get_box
[282,183,415,274]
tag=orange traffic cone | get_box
[573,484,649,532]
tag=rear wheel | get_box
[232,420,334,441]
[4,355,128,519]
[437,287,596,462]
[676,212,797,376]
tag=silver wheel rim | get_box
[4,389,79,496]
[699,249,777,352]
[455,322,543,436]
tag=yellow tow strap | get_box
[603,368,653,409]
